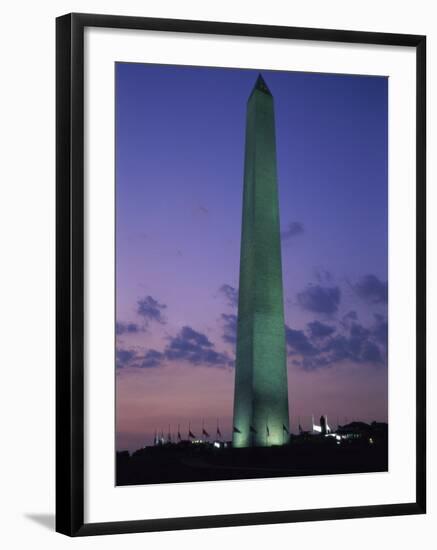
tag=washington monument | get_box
[232,74,290,448]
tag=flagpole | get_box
[216,417,222,442]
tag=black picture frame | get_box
[56,12,426,537]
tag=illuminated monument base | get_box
[232,75,290,448]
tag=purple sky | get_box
[115,63,388,452]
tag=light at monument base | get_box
[233,426,286,448]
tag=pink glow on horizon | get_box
[116,359,387,452]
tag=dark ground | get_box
[116,433,388,486]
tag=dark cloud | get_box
[307,320,336,339]
[297,285,341,315]
[116,348,137,369]
[354,275,388,304]
[117,324,233,371]
[372,314,388,347]
[294,356,332,371]
[341,310,358,326]
[169,326,212,350]
[286,326,317,356]
[140,349,164,368]
[165,326,231,367]
[281,221,304,241]
[320,321,383,367]
[350,322,370,340]
[219,284,238,308]
[116,321,141,335]
[136,295,167,324]
[221,313,237,345]
[287,315,386,371]
[361,341,383,363]
[116,347,165,370]
[285,325,326,371]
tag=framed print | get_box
[56,13,426,536]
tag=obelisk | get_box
[232,74,290,448]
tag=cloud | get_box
[281,221,304,241]
[285,325,327,371]
[116,347,165,369]
[354,275,388,304]
[116,322,141,335]
[286,326,317,356]
[165,326,231,367]
[221,313,237,345]
[341,310,358,326]
[319,321,383,366]
[136,295,167,324]
[361,341,383,363]
[140,349,164,368]
[307,320,336,339]
[297,285,341,315]
[116,348,137,369]
[293,355,332,371]
[321,331,383,366]
[287,316,386,371]
[219,284,238,308]
[116,324,233,371]
[372,314,388,347]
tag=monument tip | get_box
[254,73,272,96]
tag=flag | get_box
[177,424,181,441]
[266,424,270,437]
[233,426,241,434]
[250,425,257,434]
[298,424,303,434]
[202,428,210,438]
[283,424,289,433]
[216,418,222,438]
[188,422,196,439]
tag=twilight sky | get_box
[115,63,388,452]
